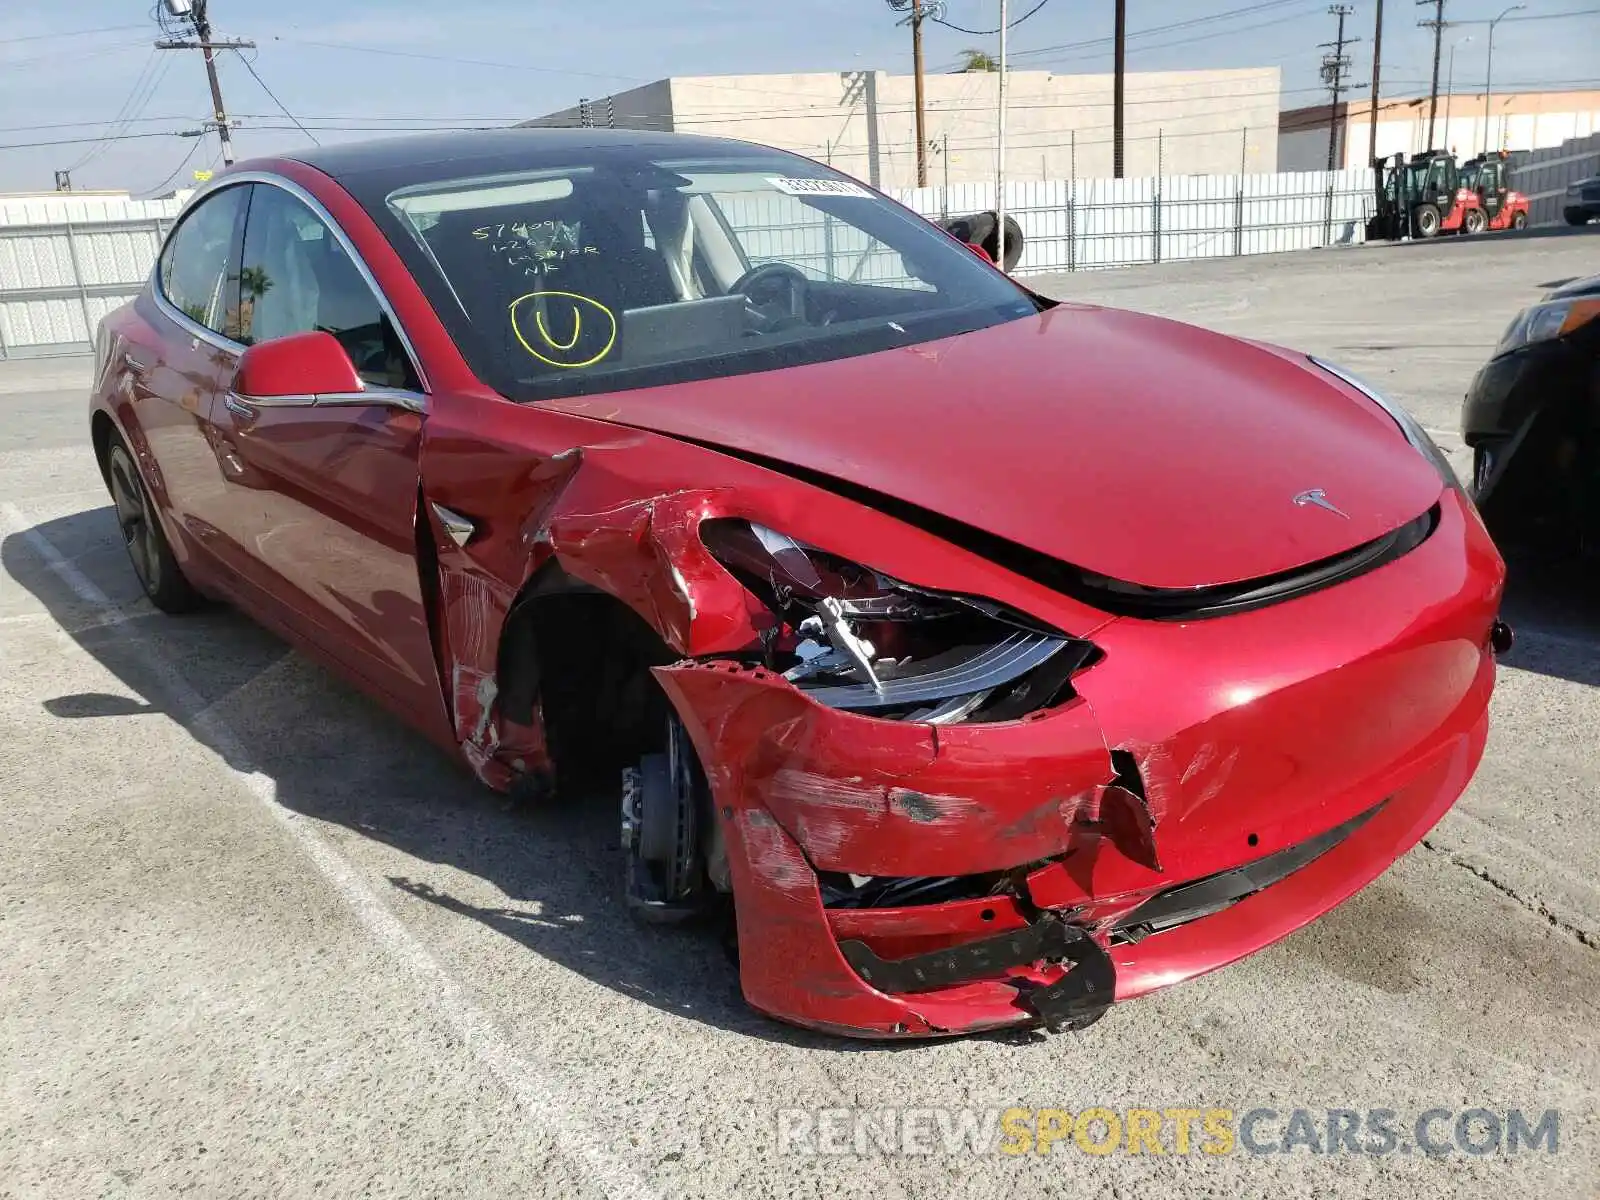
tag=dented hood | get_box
[542,305,1443,590]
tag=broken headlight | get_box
[700,519,1097,723]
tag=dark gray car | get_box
[1464,274,1600,553]
[1565,176,1600,226]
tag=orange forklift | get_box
[1367,149,1531,241]
[1459,150,1530,232]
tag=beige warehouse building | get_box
[1280,88,1600,170]
[527,68,1281,187]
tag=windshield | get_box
[383,150,1037,401]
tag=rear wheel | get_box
[105,436,202,613]
[1464,208,1487,235]
[1568,209,1591,226]
[1414,203,1441,238]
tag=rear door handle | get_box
[223,391,256,419]
[124,355,149,375]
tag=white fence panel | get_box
[3,166,1391,357]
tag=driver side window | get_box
[238,185,419,390]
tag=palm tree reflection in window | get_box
[237,265,274,344]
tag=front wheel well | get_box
[90,410,117,488]
[496,571,680,790]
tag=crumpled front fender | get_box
[654,661,1119,878]
[651,660,1169,1036]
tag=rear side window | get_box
[159,185,248,339]
[238,184,418,390]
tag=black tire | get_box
[1414,204,1441,238]
[1564,208,1588,226]
[1512,211,1528,230]
[1464,208,1487,235]
[104,435,203,613]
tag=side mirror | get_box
[232,330,362,402]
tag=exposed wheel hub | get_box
[621,714,711,923]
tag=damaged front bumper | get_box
[652,493,1503,1038]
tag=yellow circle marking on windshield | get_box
[509,290,617,369]
[535,307,582,350]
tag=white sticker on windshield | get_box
[766,176,872,198]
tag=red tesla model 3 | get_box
[88,129,1508,1038]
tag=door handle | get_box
[223,391,256,419]
[124,355,149,375]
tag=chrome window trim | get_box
[226,386,426,415]
[151,181,251,354]
[151,170,433,399]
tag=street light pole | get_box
[1483,4,1525,155]
[1445,34,1472,151]
[996,0,1009,270]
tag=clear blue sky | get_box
[2,0,1593,193]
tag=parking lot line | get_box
[0,500,664,1200]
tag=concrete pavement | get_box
[2,231,1598,1198]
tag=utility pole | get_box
[1416,0,1448,152]
[1112,0,1127,177]
[886,0,934,187]
[1367,0,1384,168]
[912,0,928,187]
[154,1,253,167]
[1320,6,1357,171]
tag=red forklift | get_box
[1459,150,1530,231]
[1366,150,1482,239]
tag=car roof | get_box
[273,126,818,218]
[281,127,765,185]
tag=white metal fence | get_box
[0,193,184,359]
[894,167,1373,275]
[0,164,1403,357]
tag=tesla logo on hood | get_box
[1293,488,1350,519]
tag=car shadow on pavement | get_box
[1496,555,1600,689]
[5,505,925,1050]
[9,506,1061,1051]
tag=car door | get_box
[120,183,249,558]
[206,179,449,736]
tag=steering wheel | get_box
[729,261,809,332]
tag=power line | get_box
[930,0,1053,36]
[0,24,148,45]
[1001,8,1330,70]
[1005,0,1321,60]
[2,39,151,70]
[232,49,319,145]
[135,138,205,198]
[61,50,162,172]
[70,53,176,174]
[0,115,197,134]
[0,130,187,152]
[1454,6,1598,20]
